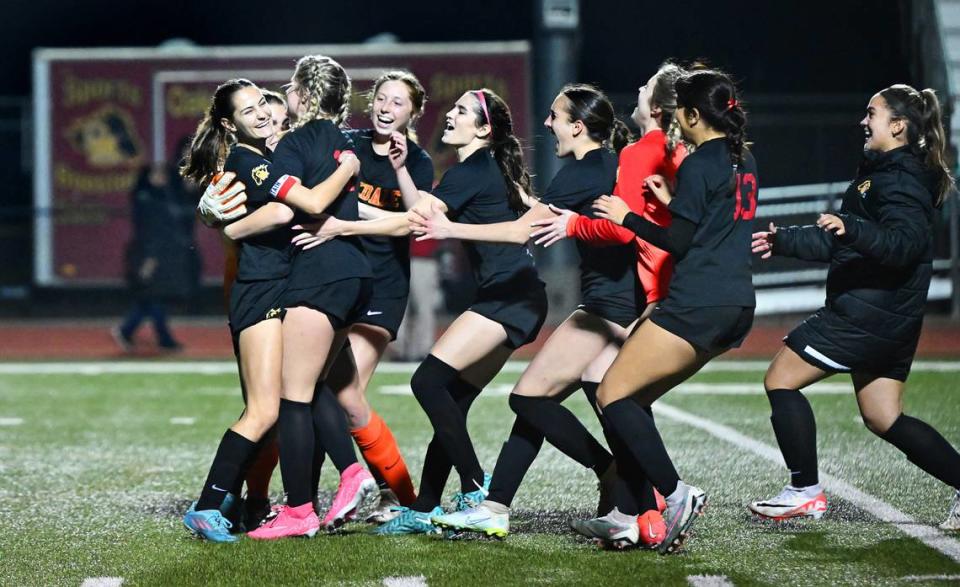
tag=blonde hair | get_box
[291,55,351,128]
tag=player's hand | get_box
[817,213,846,236]
[337,150,361,176]
[388,131,408,170]
[751,222,778,259]
[197,171,247,226]
[410,204,453,241]
[291,216,340,250]
[529,204,577,248]
[592,194,631,225]
[644,174,673,206]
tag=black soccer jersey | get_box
[665,138,758,307]
[347,129,434,298]
[271,119,371,284]
[432,148,538,290]
[539,148,636,305]
[223,145,291,281]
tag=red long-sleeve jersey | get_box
[567,129,686,304]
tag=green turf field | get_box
[1,361,959,586]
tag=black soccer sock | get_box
[509,394,613,474]
[582,381,654,513]
[196,429,258,511]
[881,414,960,489]
[486,415,544,507]
[602,397,680,497]
[277,398,315,507]
[412,377,482,511]
[411,355,484,494]
[767,389,819,487]
[229,429,269,497]
[312,381,358,473]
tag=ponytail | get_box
[920,89,953,206]
[180,78,255,185]
[881,84,955,207]
[473,89,533,212]
[609,119,632,154]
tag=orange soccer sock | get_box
[351,411,417,505]
[244,436,279,500]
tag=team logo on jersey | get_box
[251,164,270,186]
[857,180,871,197]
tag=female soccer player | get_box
[205,73,430,526]
[333,71,434,521]
[294,88,548,535]
[178,79,298,542]
[239,55,380,540]
[570,69,757,554]
[530,62,688,320]
[749,84,960,531]
[412,84,648,540]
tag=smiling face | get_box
[222,86,272,142]
[860,93,905,152]
[370,80,416,137]
[441,92,490,147]
[544,94,579,158]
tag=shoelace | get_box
[260,506,288,528]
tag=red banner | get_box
[35,43,531,285]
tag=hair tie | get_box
[726,98,739,111]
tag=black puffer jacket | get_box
[775,146,937,347]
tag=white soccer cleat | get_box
[749,485,827,521]
[940,490,960,531]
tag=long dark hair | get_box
[879,84,954,206]
[558,83,631,154]
[675,69,747,171]
[180,78,256,185]
[472,88,533,212]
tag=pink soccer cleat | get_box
[322,463,377,531]
[247,502,320,540]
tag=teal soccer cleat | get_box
[373,506,444,536]
[183,502,239,543]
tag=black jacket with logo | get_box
[775,146,937,347]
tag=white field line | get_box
[653,401,960,564]
[0,360,958,376]
[377,381,851,397]
[0,417,23,426]
[382,577,427,587]
[687,575,734,587]
[169,417,196,425]
[900,575,960,582]
[81,579,124,587]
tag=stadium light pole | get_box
[533,0,579,274]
